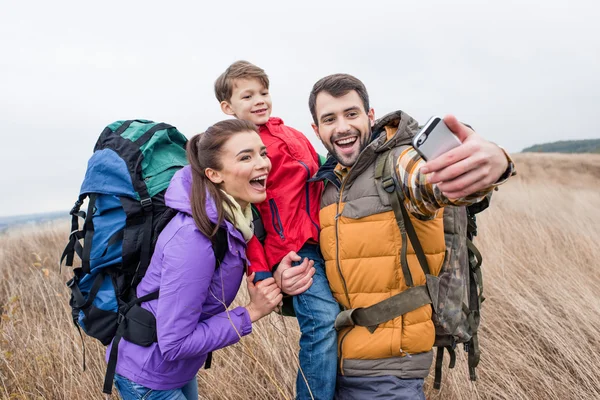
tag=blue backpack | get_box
[61,120,228,394]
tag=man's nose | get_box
[335,117,351,133]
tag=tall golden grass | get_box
[1,152,599,399]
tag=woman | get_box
[110,119,313,399]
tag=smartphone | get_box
[412,116,462,161]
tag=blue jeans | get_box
[114,374,198,400]
[293,243,339,400]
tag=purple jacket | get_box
[107,165,252,390]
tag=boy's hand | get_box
[421,115,509,199]
[273,251,315,296]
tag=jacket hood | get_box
[165,165,194,214]
[165,165,245,243]
[165,165,218,221]
[369,110,420,153]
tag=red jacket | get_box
[247,117,323,281]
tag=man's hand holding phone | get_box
[418,115,509,199]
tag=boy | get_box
[215,61,339,400]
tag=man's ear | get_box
[368,108,375,127]
[220,101,236,116]
[311,123,321,141]
[205,167,223,184]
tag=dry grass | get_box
[1,152,600,399]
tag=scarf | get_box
[220,190,254,242]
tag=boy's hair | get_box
[214,61,270,103]
[308,73,370,125]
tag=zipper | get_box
[335,177,352,308]
[298,160,321,234]
[268,199,285,240]
[333,139,391,375]
[331,143,383,375]
[332,142,376,308]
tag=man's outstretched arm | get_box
[396,115,516,218]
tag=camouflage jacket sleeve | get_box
[395,147,515,219]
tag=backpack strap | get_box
[60,194,97,275]
[375,149,431,286]
[113,120,137,136]
[103,288,160,394]
[60,193,99,275]
[213,225,229,266]
[137,199,154,282]
[134,123,174,147]
[334,281,435,333]
[466,249,482,382]
[465,207,484,382]
[61,195,87,270]
[79,194,99,275]
[434,345,457,389]
[251,205,266,244]
[467,239,484,304]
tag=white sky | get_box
[1,0,598,216]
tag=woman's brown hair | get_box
[186,119,258,239]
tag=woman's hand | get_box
[245,273,283,323]
[273,251,316,296]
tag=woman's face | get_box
[206,130,271,209]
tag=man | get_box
[308,73,515,399]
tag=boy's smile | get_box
[221,78,272,126]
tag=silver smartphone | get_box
[412,116,462,161]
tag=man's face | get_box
[311,90,374,167]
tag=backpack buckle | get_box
[382,177,396,193]
[66,277,76,288]
[140,198,153,210]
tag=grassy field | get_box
[1,153,599,399]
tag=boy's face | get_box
[221,78,272,126]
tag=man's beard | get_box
[326,127,371,168]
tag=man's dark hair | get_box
[308,73,370,125]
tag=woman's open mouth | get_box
[249,174,267,191]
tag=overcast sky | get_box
[1,0,598,217]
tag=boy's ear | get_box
[368,108,375,127]
[311,123,321,141]
[220,101,236,116]
[205,167,223,184]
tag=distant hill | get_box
[522,139,600,154]
[0,210,66,233]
